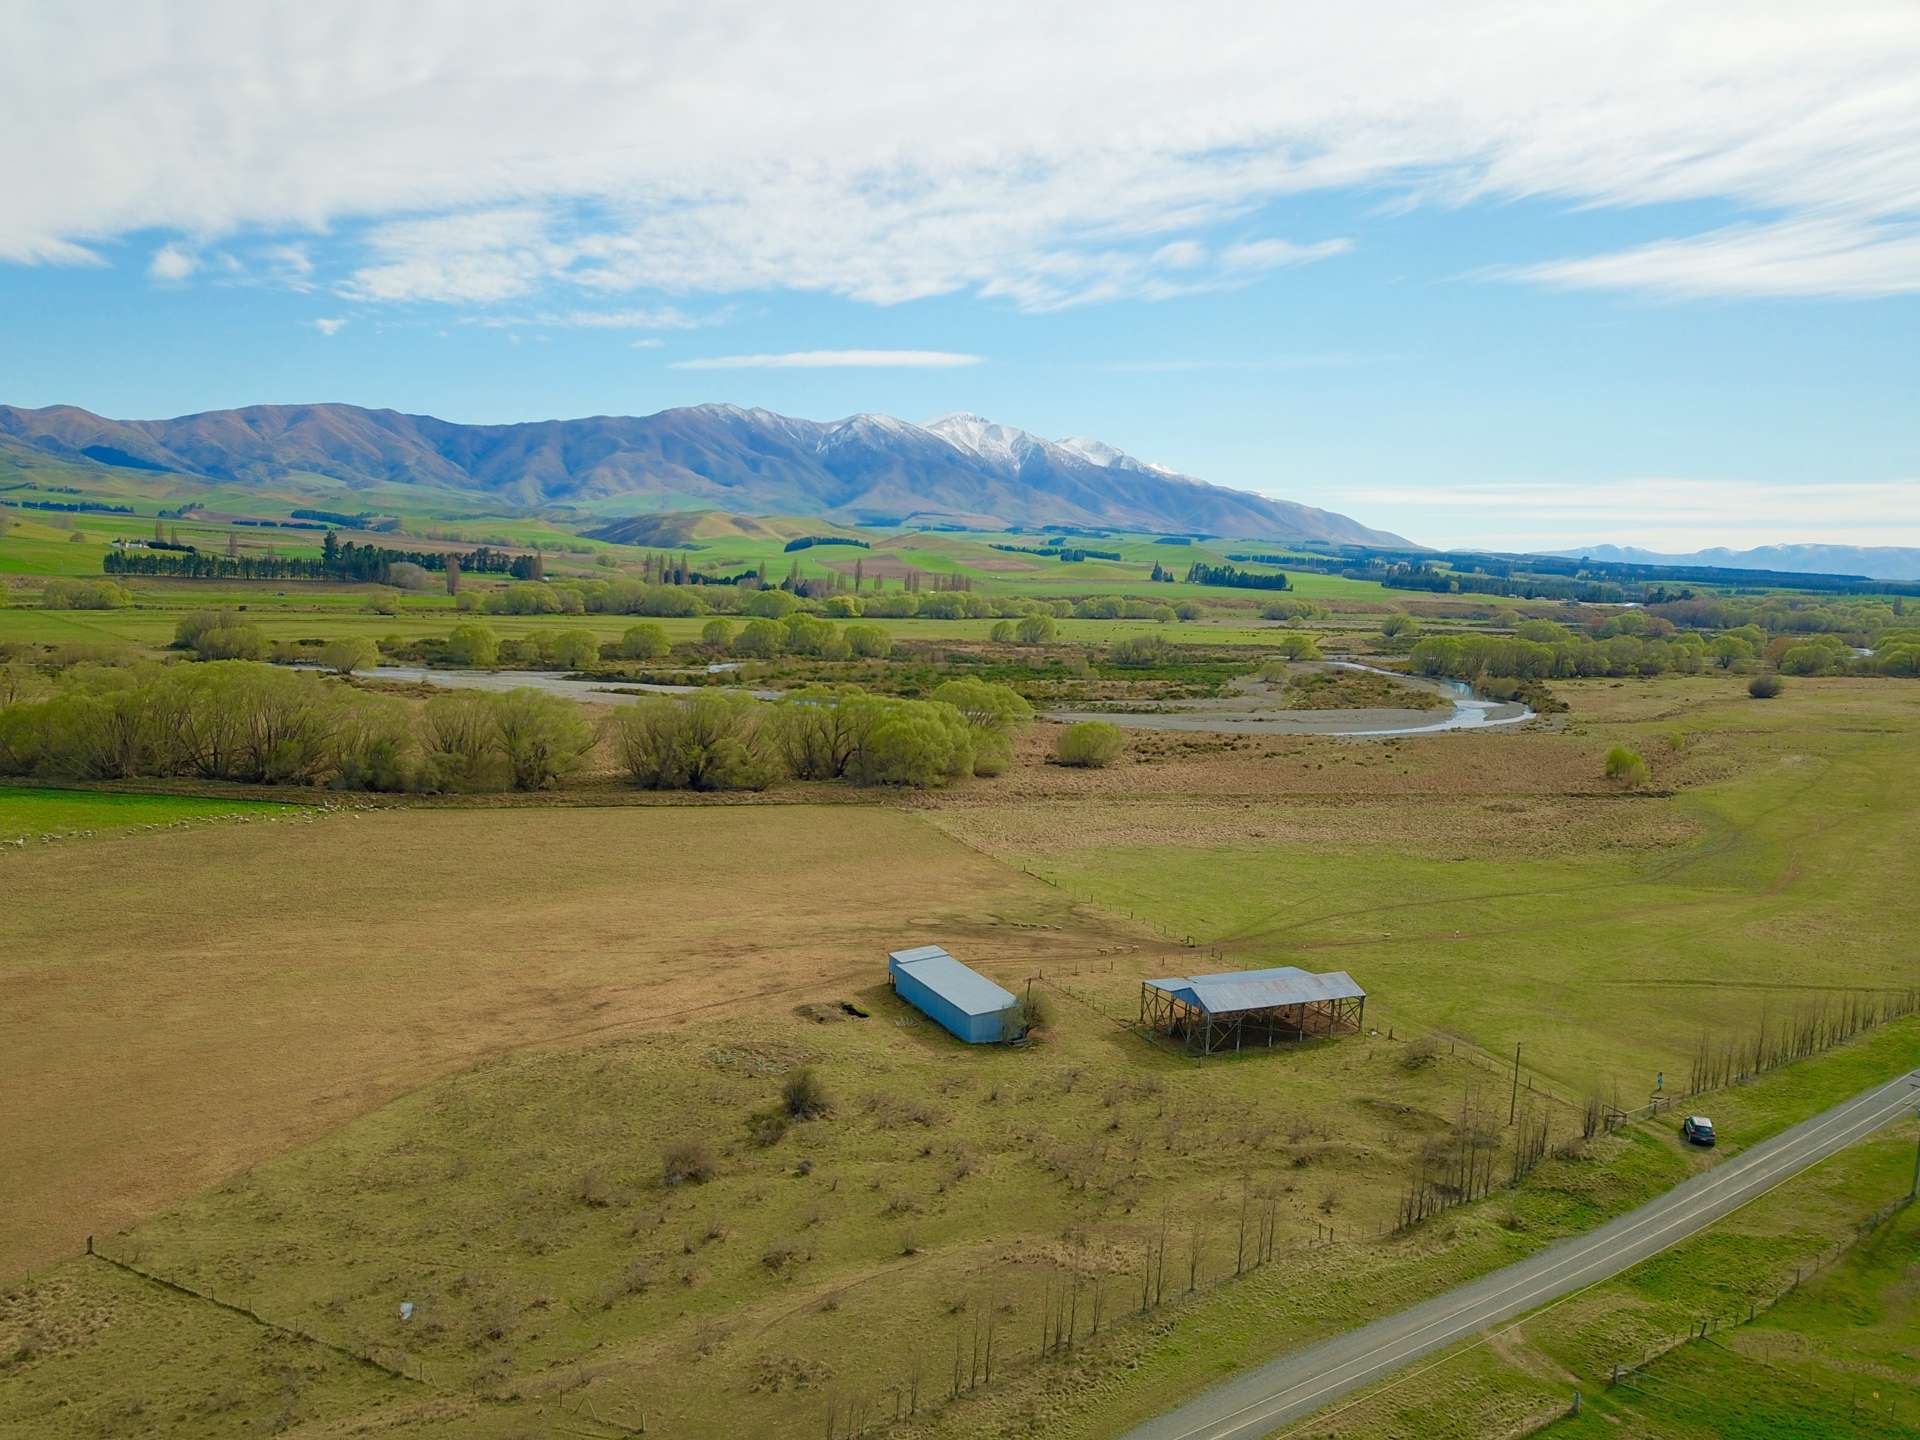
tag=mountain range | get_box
[1551,543,1920,583]
[0,402,1406,545]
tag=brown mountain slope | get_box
[0,401,1411,544]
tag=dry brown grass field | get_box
[0,807,1138,1282]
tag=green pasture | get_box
[0,784,302,841]
[0,586,1325,655]
[1024,680,1920,1095]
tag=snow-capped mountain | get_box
[0,400,1410,545]
[1055,435,1178,476]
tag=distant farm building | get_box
[1140,967,1366,1054]
[888,945,1020,1044]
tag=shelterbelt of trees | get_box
[0,660,1034,795]
[455,577,1200,622]
[1410,608,1920,682]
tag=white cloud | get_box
[1494,217,1920,299]
[629,337,665,349]
[471,305,714,330]
[670,350,983,370]
[1341,477,1920,549]
[147,243,198,281]
[259,243,315,290]
[308,316,347,336]
[1220,238,1353,273]
[2,4,1918,301]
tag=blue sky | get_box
[2,3,1916,551]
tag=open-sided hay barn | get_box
[887,945,1019,1044]
[1140,966,1366,1054]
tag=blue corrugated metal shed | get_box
[1144,966,1366,1014]
[888,945,1018,1044]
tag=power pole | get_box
[1509,1042,1522,1125]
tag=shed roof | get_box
[1145,966,1365,1015]
[890,946,1018,1018]
[889,944,953,966]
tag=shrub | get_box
[844,623,892,658]
[1055,720,1123,768]
[1001,990,1051,1040]
[782,1067,834,1119]
[663,1140,716,1186]
[781,613,838,656]
[1259,598,1318,622]
[42,578,132,610]
[1603,744,1649,787]
[1013,614,1057,646]
[421,691,511,791]
[745,589,798,619]
[618,623,671,661]
[701,617,736,650]
[1748,674,1784,699]
[847,698,974,787]
[613,692,775,791]
[1107,635,1177,668]
[545,629,600,669]
[491,689,595,790]
[989,620,1014,643]
[733,618,787,658]
[930,678,1032,778]
[747,1110,790,1147]
[321,636,380,675]
[488,582,562,615]
[1269,632,1322,661]
[193,623,269,661]
[386,561,435,590]
[1399,1035,1442,1070]
[446,624,500,668]
[332,692,420,791]
[761,1240,805,1272]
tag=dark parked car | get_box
[1682,1115,1716,1147]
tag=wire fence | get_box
[1605,1191,1914,1394]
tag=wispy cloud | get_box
[5,6,1919,303]
[468,305,718,331]
[148,243,198,282]
[1494,218,1920,300]
[671,349,983,370]
[308,316,348,336]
